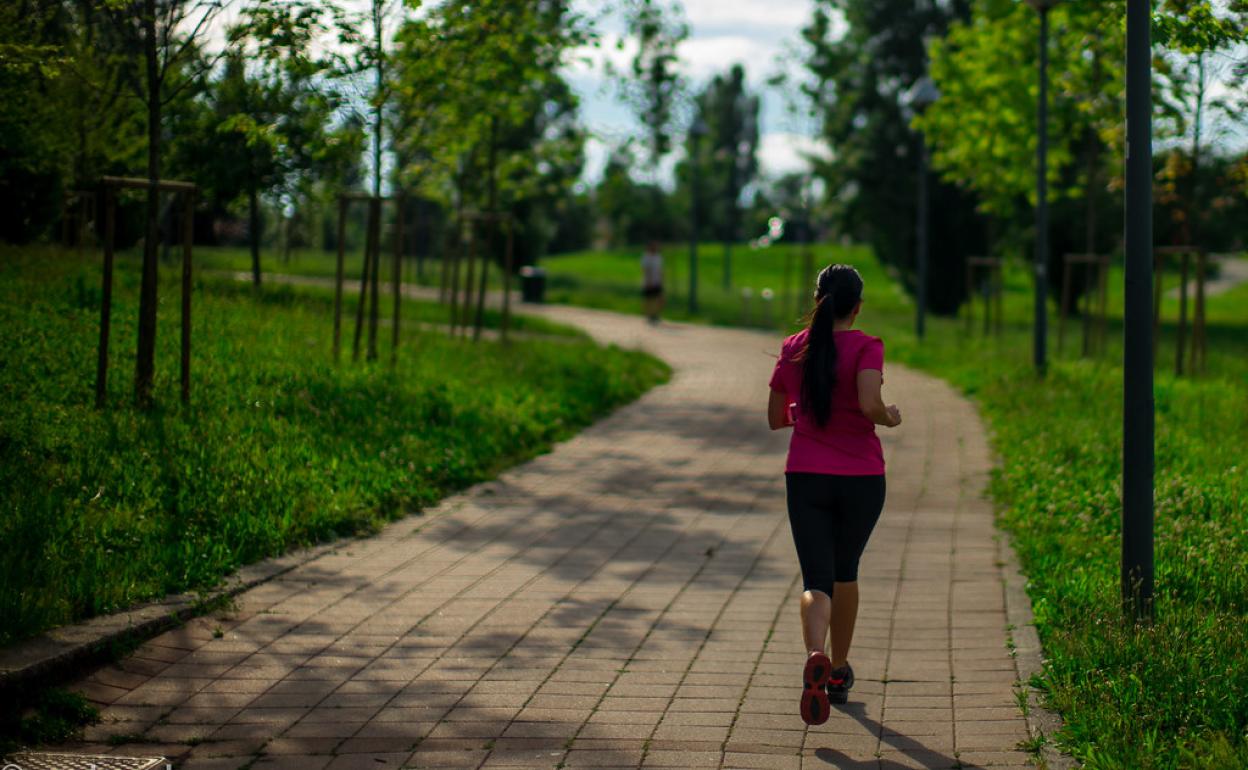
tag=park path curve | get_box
[49,300,1037,770]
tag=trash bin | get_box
[520,266,546,303]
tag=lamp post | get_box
[906,76,941,340]
[1023,0,1061,375]
[1122,0,1154,623]
[689,117,708,315]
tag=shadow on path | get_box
[809,702,985,770]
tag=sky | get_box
[208,1,1244,190]
[566,0,832,187]
[208,0,833,188]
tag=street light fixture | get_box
[1021,0,1061,375]
[688,117,708,315]
[905,75,941,340]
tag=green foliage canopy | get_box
[915,0,1247,226]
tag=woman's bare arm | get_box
[768,388,792,430]
[856,369,901,427]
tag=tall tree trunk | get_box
[74,2,94,190]
[372,0,384,201]
[367,197,381,359]
[1084,131,1099,255]
[249,183,261,287]
[135,0,160,407]
[1084,38,1102,257]
[473,116,499,340]
[76,100,88,192]
[723,163,737,291]
[1188,53,1205,246]
[368,0,384,353]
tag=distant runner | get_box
[641,241,665,324]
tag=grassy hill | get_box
[0,245,669,646]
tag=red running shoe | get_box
[826,663,854,704]
[800,651,832,725]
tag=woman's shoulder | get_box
[851,330,885,369]
[842,330,884,366]
[849,329,884,347]
[780,329,809,354]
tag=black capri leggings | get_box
[785,472,886,594]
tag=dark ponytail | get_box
[799,264,864,428]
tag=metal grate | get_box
[3,753,167,770]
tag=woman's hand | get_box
[856,369,899,427]
[885,404,902,427]
[768,388,792,430]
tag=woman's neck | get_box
[832,320,855,332]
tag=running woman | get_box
[766,264,902,725]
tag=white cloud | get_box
[579,131,826,187]
[681,0,815,34]
[566,33,636,78]
[582,136,611,185]
[677,35,777,81]
[208,0,839,186]
[758,132,829,177]
[568,1,826,177]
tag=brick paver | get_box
[46,303,1034,769]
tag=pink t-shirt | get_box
[768,328,885,476]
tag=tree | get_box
[596,140,681,245]
[546,184,595,254]
[100,0,224,406]
[172,0,353,286]
[62,1,146,198]
[916,0,1246,300]
[350,0,401,202]
[756,172,816,245]
[798,0,986,314]
[917,2,1095,223]
[186,53,281,283]
[596,143,643,246]
[912,0,1124,311]
[1153,0,1248,246]
[0,1,144,242]
[699,63,759,289]
[393,0,591,267]
[615,0,688,187]
[0,2,76,242]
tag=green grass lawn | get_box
[546,242,1248,769]
[196,244,441,286]
[204,270,588,341]
[196,242,877,331]
[195,246,590,341]
[540,242,878,330]
[0,245,669,647]
[196,245,374,281]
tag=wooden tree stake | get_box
[392,197,404,364]
[334,196,347,362]
[95,188,116,409]
[181,190,193,404]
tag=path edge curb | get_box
[998,530,1080,770]
[0,539,341,700]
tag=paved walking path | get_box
[1166,252,1248,299]
[48,302,1035,770]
